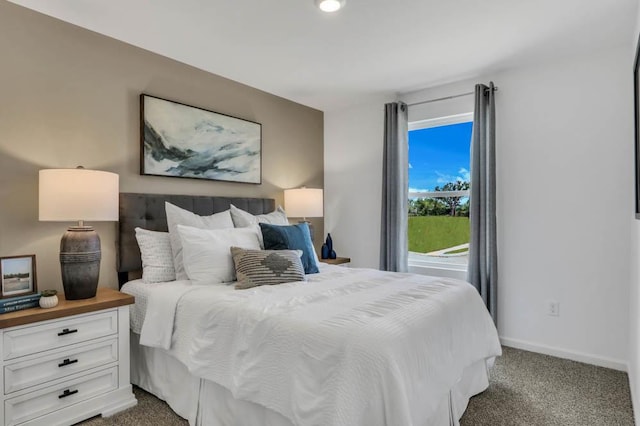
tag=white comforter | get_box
[137,266,501,426]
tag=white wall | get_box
[628,1,640,419]
[491,47,631,369]
[325,45,633,370]
[324,95,395,268]
[631,192,640,418]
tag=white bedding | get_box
[124,266,501,426]
[123,278,200,335]
[130,332,491,426]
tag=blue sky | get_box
[1,257,31,276]
[408,121,472,192]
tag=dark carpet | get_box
[78,386,188,426]
[80,346,634,425]
[460,347,634,426]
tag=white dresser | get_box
[0,288,136,426]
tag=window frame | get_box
[408,112,473,279]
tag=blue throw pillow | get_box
[259,222,319,274]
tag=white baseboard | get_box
[101,386,138,417]
[499,336,628,372]
[631,378,640,423]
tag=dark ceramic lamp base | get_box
[59,226,101,300]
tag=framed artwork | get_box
[634,35,640,219]
[140,94,262,184]
[0,255,37,299]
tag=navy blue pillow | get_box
[259,222,319,274]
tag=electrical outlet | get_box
[546,300,560,317]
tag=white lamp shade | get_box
[39,169,119,222]
[284,188,323,218]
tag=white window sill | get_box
[408,251,467,280]
[408,264,467,280]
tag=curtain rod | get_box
[406,86,498,108]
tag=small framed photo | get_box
[0,255,37,299]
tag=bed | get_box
[117,193,501,426]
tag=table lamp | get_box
[284,187,323,241]
[39,167,119,299]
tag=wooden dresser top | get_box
[0,288,134,329]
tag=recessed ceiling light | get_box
[315,0,345,13]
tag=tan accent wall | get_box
[0,2,324,292]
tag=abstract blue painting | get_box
[141,95,261,184]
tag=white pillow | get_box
[230,204,289,228]
[165,202,234,280]
[135,228,176,283]
[177,225,262,285]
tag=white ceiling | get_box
[9,0,638,111]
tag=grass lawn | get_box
[408,216,470,254]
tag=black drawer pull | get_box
[58,358,78,368]
[57,328,78,336]
[58,389,78,399]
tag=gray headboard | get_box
[117,192,275,286]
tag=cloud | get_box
[409,187,431,193]
[408,187,433,199]
[458,168,470,181]
[435,169,470,184]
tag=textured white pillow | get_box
[230,204,289,228]
[177,225,262,285]
[165,202,234,280]
[134,228,176,283]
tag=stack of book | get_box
[0,293,41,314]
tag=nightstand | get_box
[0,288,136,426]
[320,257,351,266]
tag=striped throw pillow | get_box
[231,247,305,290]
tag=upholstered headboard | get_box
[117,192,275,286]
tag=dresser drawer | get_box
[4,338,118,394]
[3,311,118,360]
[4,366,118,426]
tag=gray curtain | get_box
[380,102,409,272]
[467,82,498,323]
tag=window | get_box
[408,113,472,278]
